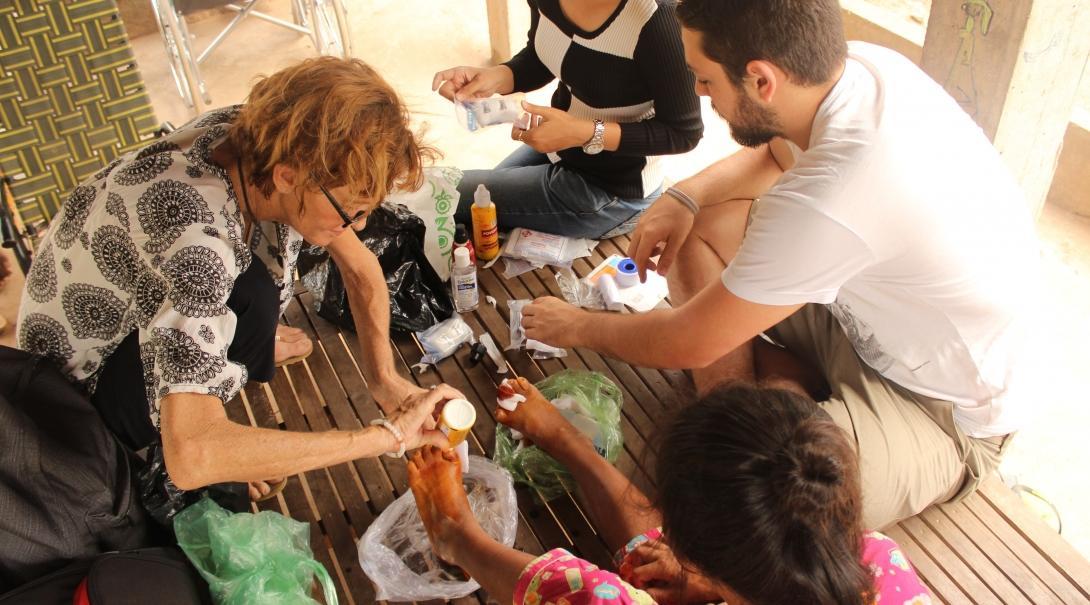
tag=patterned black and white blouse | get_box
[17,106,303,428]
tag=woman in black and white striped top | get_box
[435,0,703,239]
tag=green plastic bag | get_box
[493,370,624,501]
[174,496,338,605]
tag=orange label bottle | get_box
[471,184,500,261]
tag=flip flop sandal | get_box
[253,478,288,502]
[274,336,313,368]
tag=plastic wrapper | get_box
[507,300,567,359]
[556,268,605,309]
[174,496,338,605]
[299,203,454,333]
[358,456,517,602]
[139,442,248,530]
[493,371,624,502]
[414,315,475,372]
[501,228,596,268]
[455,94,526,132]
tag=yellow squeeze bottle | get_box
[471,184,500,261]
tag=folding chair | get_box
[150,0,352,113]
[0,0,160,229]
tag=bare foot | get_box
[407,446,480,563]
[274,325,312,365]
[495,377,584,455]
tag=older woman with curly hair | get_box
[17,57,462,500]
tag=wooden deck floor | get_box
[223,235,1090,605]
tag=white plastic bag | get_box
[386,166,462,281]
[358,456,518,602]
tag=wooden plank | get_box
[287,297,399,512]
[264,369,377,601]
[978,477,1090,598]
[922,0,1090,214]
[899,515,1003,603]
[884,525,956,605]
[958,491,1090,603]
[935,497,1069,603]
[243,381,358,605]
[916,506,1033,604]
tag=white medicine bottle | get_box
[451,247,479,312]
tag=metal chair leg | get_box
[150,0,196,109]
[308,0,352,59]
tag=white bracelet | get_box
[370,418,406,458]
[663,186,700,215]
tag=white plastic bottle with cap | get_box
[451,247,479,312]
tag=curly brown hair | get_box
[228,56,435,207]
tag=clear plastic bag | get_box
[507,300,567,359]
[174,496,338,605]
[493,370,624,502]
[358,456,518,602]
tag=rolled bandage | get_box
[439,398,476,448]
[615,258,640,288]
[597,274,623,311]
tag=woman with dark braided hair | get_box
[408,380,931,604]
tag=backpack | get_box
[0,547,211,605]
[0,346,150,592]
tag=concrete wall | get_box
[841,0,1090,217]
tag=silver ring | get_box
[516,130,523,141]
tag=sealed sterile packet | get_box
[455,94,528,132]
[501,228,597,268]
[415,316,475,371]
[507,300,567,359]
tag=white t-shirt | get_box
[722,42,1039,438]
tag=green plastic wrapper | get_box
[493,370,624,502]
[174,496,338,605]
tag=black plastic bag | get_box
[139,442,249,532]
[300,203,454,333]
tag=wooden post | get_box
[921,0,1090,216]
[486,0,512,64]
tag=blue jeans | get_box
[454,146,661,239]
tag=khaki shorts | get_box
[766,305,1011,529]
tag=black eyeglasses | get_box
[320,185,369,229]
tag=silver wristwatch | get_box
[582,119,606,155]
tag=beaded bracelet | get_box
[663,186,700,215]
[370,418,406,458]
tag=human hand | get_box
[432,65,514,101]
[372,377,425,415]
[514,101,595,154]
[627,193,696,281]
[389,384,466,451]
[620,540,723,605]
[521,296,586,348]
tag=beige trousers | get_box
[767,304,1010,529]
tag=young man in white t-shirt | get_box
[521,0,1039,529]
